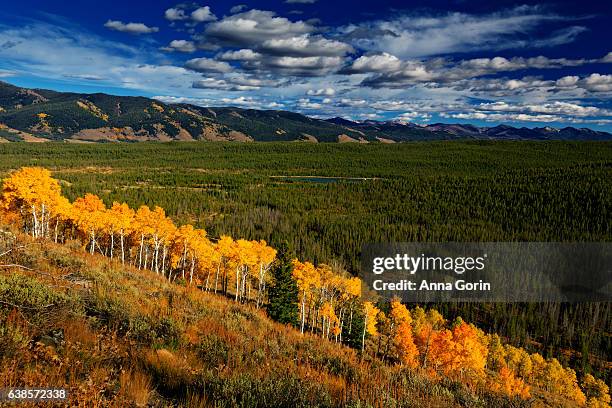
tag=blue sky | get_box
[1,0,611,130]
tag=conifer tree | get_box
[266,242,298,326]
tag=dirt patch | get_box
[376,137,395,144]
[301,133,318,143]
[0,124,49,142]
[337,134,359,143]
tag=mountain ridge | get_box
[1,81,610,142]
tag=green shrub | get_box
[0,273,75,325]
[198,334,230,367]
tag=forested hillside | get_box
[0,166,610,407]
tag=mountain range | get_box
[1,81,610,143]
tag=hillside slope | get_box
[1,166,609,407]
[0,227,528,408]
[0,81,610,142]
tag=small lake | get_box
[271,176,377,183]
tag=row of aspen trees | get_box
[0,167,609,406]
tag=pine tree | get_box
[266,242,298,326]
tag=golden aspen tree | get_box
[395,320,419,367]
[51,195,72,243]
[319,301,339,339]
[341,276,361,340]
[489,366,531,399]
[149,207,176,275]
[252,240,276,308]
[362,301,380,352]
[233,239,256,302]
[109,202,135,264]
[187,228,211,285]
[504,345,533,379]
[169,224,194,280]
[529,353,547,386]
[72,194,106,254]
[414,307,446,369]
[213,235,234,294]
[486,334,506,372]
[582,373,611,408]
[386,299,415,363]
[292,259,319,333]
[538,358,586,405]
[1,167,65,238]
[134,205,154,270]
[450,321,488,382]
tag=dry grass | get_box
[119,369,152,407]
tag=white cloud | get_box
[307,88,335,96]
[165,7,189,21]
[205,10,314,47]
[395,111,431,123]
[193,75,281,91]
[261,35,353,57]
[297,98,323,109]
[555,76,579,87]
[254,55,344,76]
[346,53,402,73]
[104,20,159,34]
[162,40,196,53]
[191,7,217,23]
[581,73,612,92]
[218,49,262,61]
[185,57,233,73]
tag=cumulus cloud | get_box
[345,53,402,73]
[204,10,314,47]
[582,73,612,92]
[191,7,217,23]
[261,35,353,57]
[185,57,233,73]
[164,7,189,21]
[165,5,217,24]
[104,20,159,34]
[162,40,197,53]
[218,49,262,61]
[254,55,344,76]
